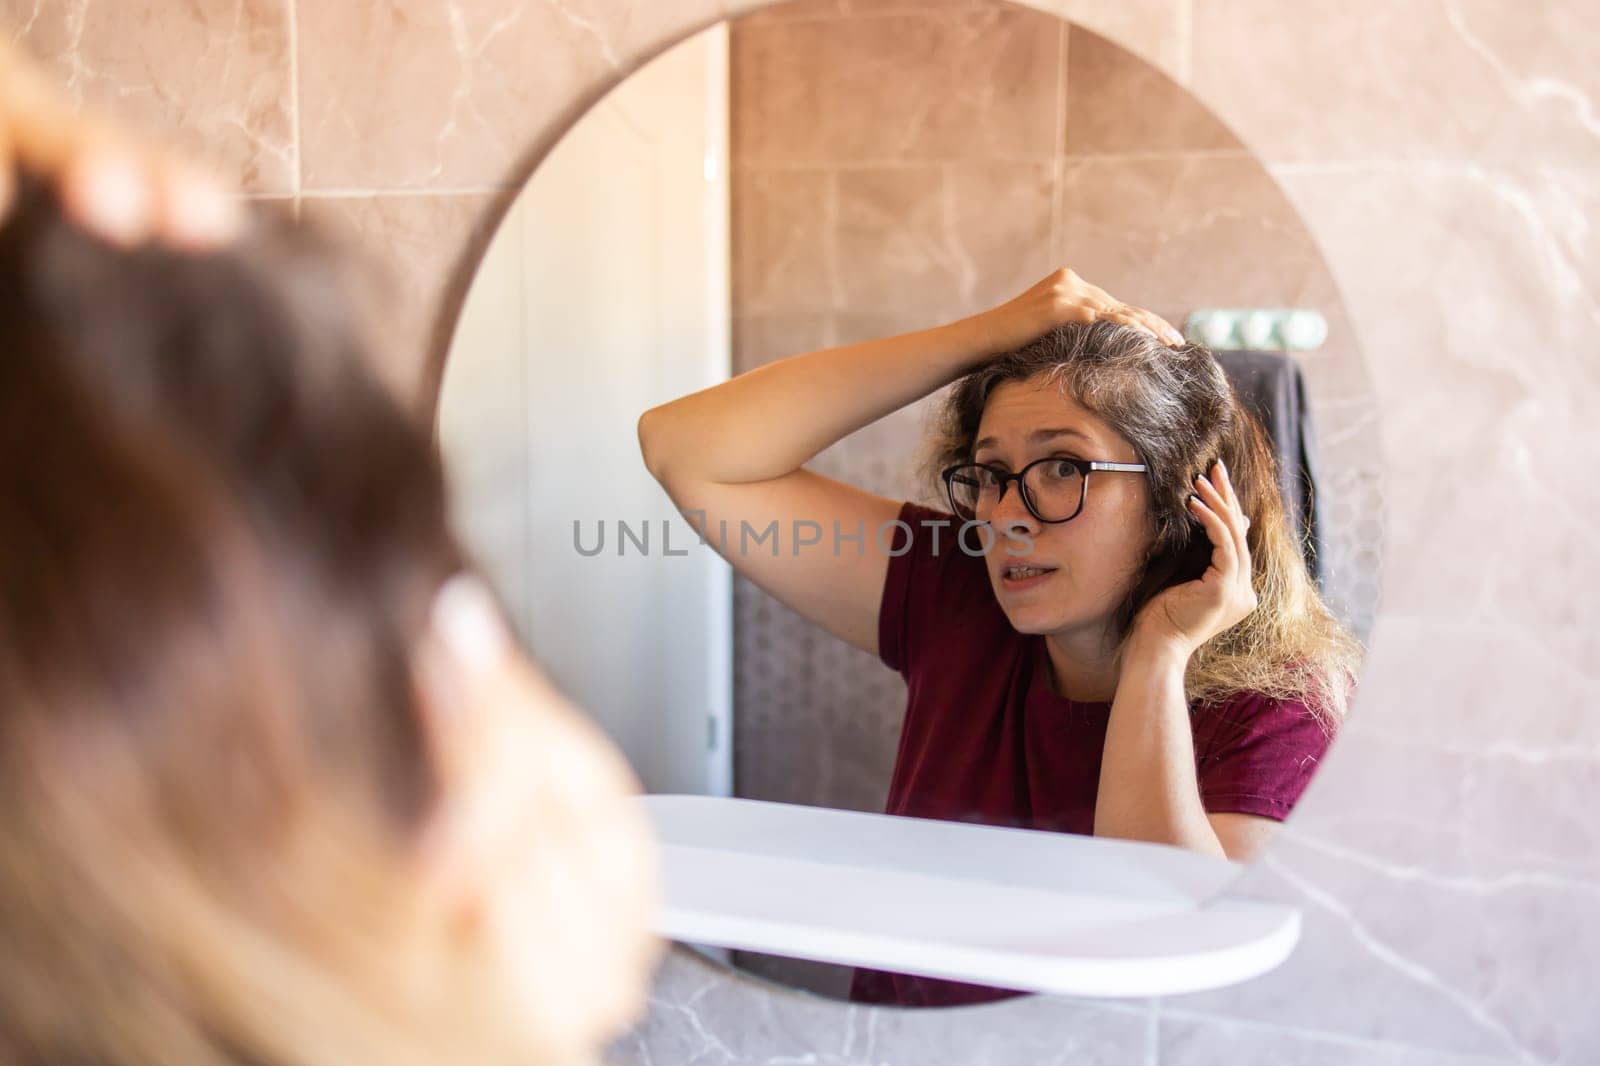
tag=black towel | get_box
[1213,349,1326,590]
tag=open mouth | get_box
[1001,563,1058,587]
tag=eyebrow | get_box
[973,428,1095,454]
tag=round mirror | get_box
[438,0,1382,1008]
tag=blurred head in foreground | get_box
[0,175,661,1066]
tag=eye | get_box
[1042,458,1082,481]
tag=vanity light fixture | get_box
[1184,308,1328,352]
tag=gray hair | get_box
[927,320,1235,555]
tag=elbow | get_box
[636,406,672,485]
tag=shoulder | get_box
[876,500,1008,676]
[892,500,973,544]
[893,500,999,609]
[1192,689,1337,820]
[1192,689,1337,770]
[1194,688,1332,727]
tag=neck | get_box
[1040,627,1123,702]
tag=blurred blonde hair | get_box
[0,177,584,1066]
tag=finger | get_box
[1213,460,1253,554]
[1102,310,1160,339]
[1186,492,1237,578]
[1090,299,1157,332]
[1124,305,1184,346]
[1222,460,1256,590]
[151,155,242,249]
[1192,469,1244,553]
[0,56,82,172]
[1062,302,1102,325]
[1198,463,1256,595]
[1147,312,1186,347]
[1193,464,1249,563]
[1142,315,1183,347]
[0,123,13,222]
[58,136,157,247]
[1217,457,1242,511]
[1,58,176,246]
[1196,464,1241,531]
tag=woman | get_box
[638,271,1362,1007]
[0,153,662,1066]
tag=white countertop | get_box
[641,794,1300,998]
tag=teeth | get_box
[1006,566,1052,579]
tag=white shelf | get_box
[641,794,1300,998]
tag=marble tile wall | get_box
[4,1,1593,1063]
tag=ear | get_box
[412,574,511,781]
[408,574,514,909]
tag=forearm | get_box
[1093,635,1226,858]
[638,313,1004,487]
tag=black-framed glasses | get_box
[941,456,1149,524]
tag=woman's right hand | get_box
[973,268,1185,353]
[0,38,239,248]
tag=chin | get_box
[1011,612,1069,636]
[989,578,1096,638]
[992,593,1065,635]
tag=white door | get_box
[438,24,732,797]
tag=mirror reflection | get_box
[439,0,1381,1008]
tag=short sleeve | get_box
[1192,692,1337,821]
[875,500,993,677]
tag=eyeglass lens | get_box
[947,460,1085,522]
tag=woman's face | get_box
[479,653,662,1051]
[415,578,663,1058]
[971,375,1155,642]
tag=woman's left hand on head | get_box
[0,38,240,249]
[1130,459,1258,658]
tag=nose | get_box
[988,479,1038,541]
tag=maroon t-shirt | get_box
[847,501,1335,1008]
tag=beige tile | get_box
[832,163,955,316]
[835,162,1057,321]
[1065,24,1243,154]
[1053,152,1383,637]
[1056,154,1331,329]
[299,192,502,410]
[298,0,721,190]
[731,168,835,315]
[739,0,991,23]
[834,308,967,348]
[1271,164,1600,630]
[730,3,1064,164]
[1,0,294,193]
[731,312,833,373]
[1192,0,1600,168]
